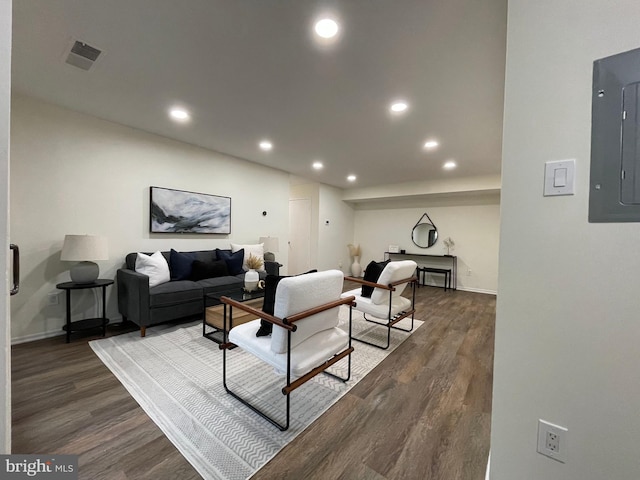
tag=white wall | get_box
[10,94,290,342]
[354,201,500,293]
[318,184,355,274]
[492,1,640,479]
[0,0,12,453]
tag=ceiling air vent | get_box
[65,40,102,71]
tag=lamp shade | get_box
[259,236,279,253]
[61,235,108,261]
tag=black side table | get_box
[56,279,114,343]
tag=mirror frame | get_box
[411,212,438,248]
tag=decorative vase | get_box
[351,256,362,277]
[244,269,259,292]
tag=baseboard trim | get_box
[485,451,490,480]
[11,329,65,345]
[11,315,124,345]
[457,286,497,295]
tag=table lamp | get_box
[60,234,109,284]
[259,236,279,262]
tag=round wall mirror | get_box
[411,213,438,248]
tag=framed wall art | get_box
[150,186,231,234]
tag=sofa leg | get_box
[140,326,146,337]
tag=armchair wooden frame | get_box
[344,275,417,350]
[219,294,356,431]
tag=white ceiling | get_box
[11,0,507,190]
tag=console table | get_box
[384,252,457,290]
[57,279,113,343]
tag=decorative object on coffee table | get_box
[348,243,362,277]
[60,234,108,284]
[244,269,260,292]
[244,254,262,292]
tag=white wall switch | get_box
[537,419,568,463]
[544,159,575,196]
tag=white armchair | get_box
[220,269,355,431]
[341,260,417,349]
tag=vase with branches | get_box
[443,237,455,256]
[347,243,362,277]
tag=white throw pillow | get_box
[230,243,265,271]
[135,251,170,287]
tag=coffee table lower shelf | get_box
[203,297,265,344]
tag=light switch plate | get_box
[544,159,575,196]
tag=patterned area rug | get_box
[90,307,421,480]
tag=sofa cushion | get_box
[190,259,228,281]
[169,249,198,280]
[149,280,202,308]
[217,248,244,275]
[196,275,243,288]
[135,251,170,287]
[341,287,412,318]
[230,319,349,377]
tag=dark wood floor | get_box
[12,283,495,480]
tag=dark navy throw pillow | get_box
[216,248,244,276]
[169,249,197,281]
[189,260,229,281]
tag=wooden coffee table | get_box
[203,289,265,343]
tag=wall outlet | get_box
[537,419,568,463]
[467,268,472,276]
[338,262,343,269]
[47,292,59,306]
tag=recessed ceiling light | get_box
[347,174,357,182]
[443,161,457,170]
[312,161,324,170]
[169,108,190,122]
[423,140,439,149]
[315,18,339,39]
[259,140,273,151]
[390,102,408,113]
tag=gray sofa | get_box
[117,249,278,336]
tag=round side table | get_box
[56,279,114,343]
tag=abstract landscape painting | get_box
[150,186,231,234]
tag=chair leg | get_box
[223,343,291,431]
[353,282,417,350]
[222,343,353,431]
[352,312,415,350]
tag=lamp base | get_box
[70,261,99,284]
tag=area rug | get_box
[90,307,422,480]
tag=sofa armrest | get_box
[265,261,282,276]
[117,268,150,327]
